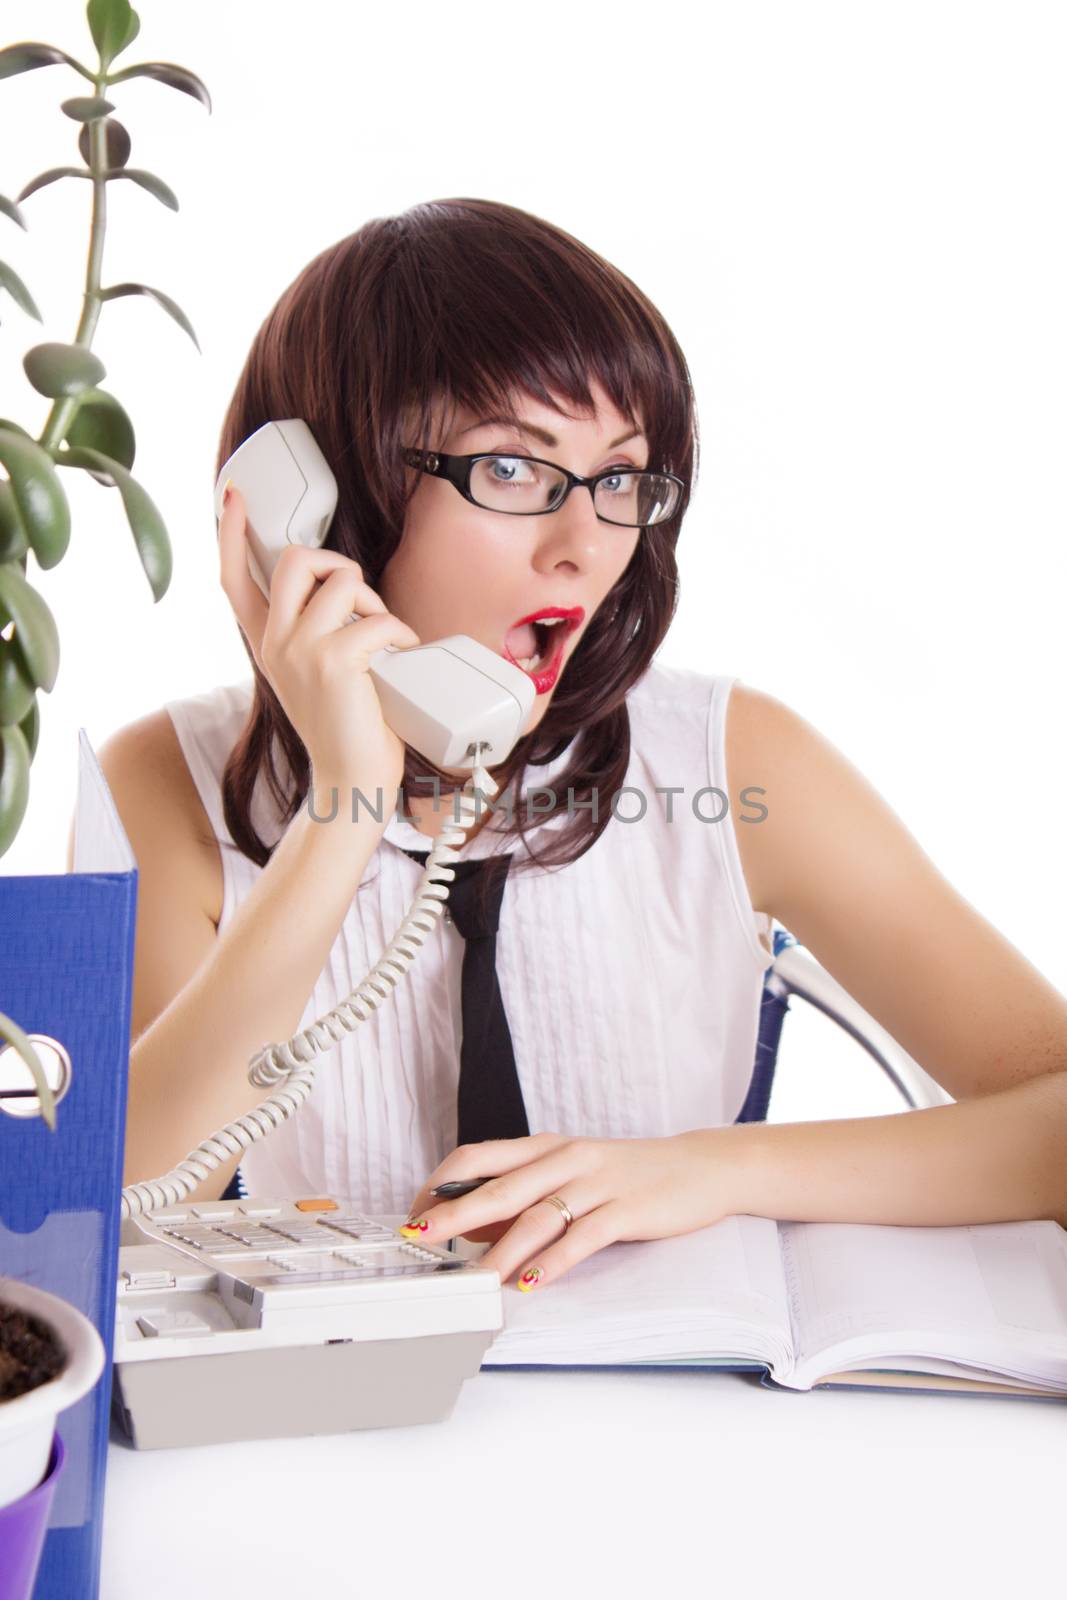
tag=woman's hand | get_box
[400,1129,745,1291]
[217,484,420,797]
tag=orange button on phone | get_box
[295,1197,338,1212]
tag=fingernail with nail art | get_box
[399,1217,431,1238]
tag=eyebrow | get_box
[458,416,645,450]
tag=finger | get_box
[457,1219,512,1246]
[503,1201,623,1292]
[306,601,422,659]
[469,1184,598,1282]
[297,564,386,640]
[260,544,378,650]
[401,1138,583,1246]
[217,485,269,660]
[401,1134,570,1228]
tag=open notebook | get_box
[456,1215,1067,1400]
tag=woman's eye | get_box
[488,456,537,481]
[601,465,641,488]
[488,452,641,476]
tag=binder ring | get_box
[0,1034,73,1120]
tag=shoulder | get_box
[627,659,717,711]
[721,680,900,921]
[95,704,225,927]
[722,680,852,804]
[626,661,776,776]
[722,680,799,773]
[162,679,255,763]
[624,662,723,754]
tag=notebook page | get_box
[780,1218,1067,1391]
[479,1212,791,1368]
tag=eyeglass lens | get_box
[468,457,679,526]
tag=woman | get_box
[98,197,1067,1294]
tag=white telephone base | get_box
[113,1197,501,1449]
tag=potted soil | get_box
[0,1279,104,1600]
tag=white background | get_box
[3,10,1065,1598]
[1,0,1065,1130]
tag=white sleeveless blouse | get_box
[164,663,775,1213]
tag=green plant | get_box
[0,0,210,1114]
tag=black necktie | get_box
[402,849,530,1144]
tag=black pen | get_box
[430,1178,493,1198]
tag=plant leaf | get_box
[0,564,59,690]
[0,481,29,562]
[0,1008,56,1129]
[0,44,95,84]
[0,429,71,571]
[103,60,211,113]
[61,95,116,121]
[0,419,31,437]
[98,281,200,352]
[0,195,28,230]
[0,725,32,866]
[78,117,131,169]
[18,168,92,202]
[51,445,171,601]
[63,387,136,470]
[0,635,36,724]
[19,694,39,760]
[109,168,178,210]
[23,341,106,398]
[0,261,42,322]
[88,0,141,71]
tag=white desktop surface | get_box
[101,1363,1063,1600]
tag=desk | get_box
[102,1364,1062,1600]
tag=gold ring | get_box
[542,1194,574,1233]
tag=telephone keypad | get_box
[141,1206,451,1284]
[116,1193,503,1449]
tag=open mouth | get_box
[502,609,584,677]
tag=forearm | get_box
[715,1073,1067,1230]
[125,797,386,1188]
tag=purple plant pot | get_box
[0,1432,66,1600]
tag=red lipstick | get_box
[502,606,584,695]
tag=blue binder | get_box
[0,731,137,1600]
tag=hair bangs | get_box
[390,199,693,499]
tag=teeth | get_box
[508,617,572,675]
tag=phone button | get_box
[295,1197,338,1212]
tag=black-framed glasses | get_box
[401,447,685,529]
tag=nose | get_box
[530,481,610,573]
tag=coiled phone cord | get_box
[120,749,497,1219]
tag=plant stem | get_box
[38,64,110,452]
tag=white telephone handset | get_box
[213,419,535,771]
[119,422,537,1223]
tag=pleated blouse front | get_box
[164,661,774,1213]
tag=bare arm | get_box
[90,483,422,1202]
[93,710,386,1200]
[721,684,1067,1228]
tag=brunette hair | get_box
[216,197,699,881]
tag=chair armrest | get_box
[769,946,954,1110]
